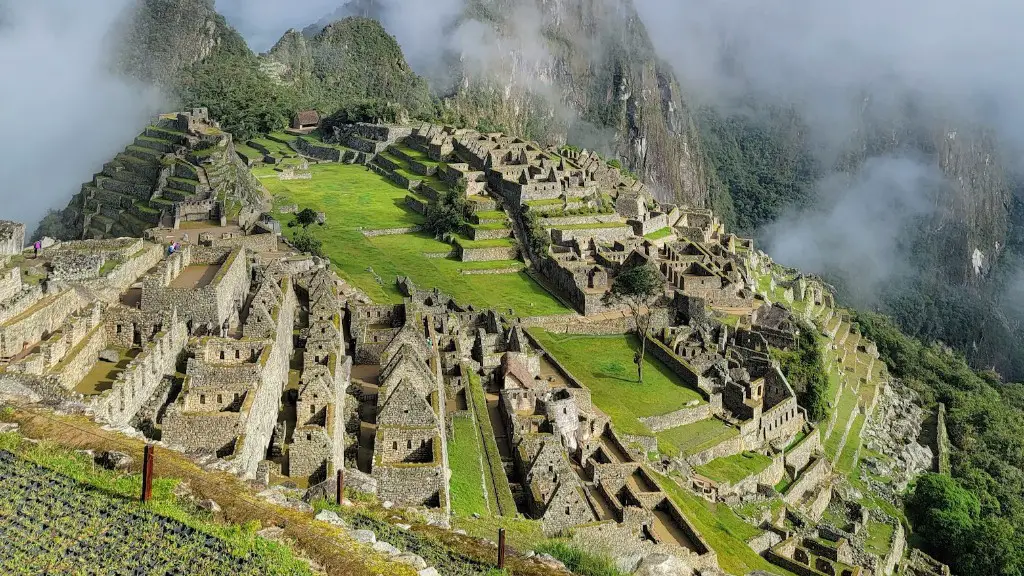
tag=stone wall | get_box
[290,426,333,481]
[785,427,821,475]
[687,432,745,466]
[50,323,107,391]
[232,278,296,478]
[0,289,84,358]
[295,137,343,162]
[550,225,633,245]
[0,221,25,255]
[783,456,831,507]
[640,403,711,433]
[459,245,518,262]
[93,315,188,427]
[374,462,445,507]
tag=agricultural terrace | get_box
[694,452,774,484]
[447,413,490,518]
[527,331,705,439]
[656,418,739,458]
[0,446,311,576]
[259,162,569,316]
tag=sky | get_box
[0,0,163,233]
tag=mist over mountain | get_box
[0,0,162,231]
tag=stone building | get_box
[370,319,448,509]
[0,221,25,256]
[290,269,350,483]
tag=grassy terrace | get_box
[262,162,568,316]
[824,387,859,459]
[452,235,516,249]
[447,414,490,518]
[694,452,774,484]
[836,413,866,474]
[653,471,798,576]
[657,418,739,458]
[527,331,705,440]
[644,227,674,241]
[551,222,627,230]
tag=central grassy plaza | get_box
[256,163,570,316]
[527,330,706,437]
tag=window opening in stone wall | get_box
[392,441,398,450]
[116,324,122,334]
[310,405,316,415]
[307,433,312,441]
[200,394,206,405]
[217,394,222,404]
[220,351,225,360]
[235,350,240,359]
[407,440,412,449]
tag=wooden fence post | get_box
[498,528,506,569]
[336,468,345,506]
[141,445,154,503]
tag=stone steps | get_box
[144,126,188,145]
[135,135,175,154]
[126,145,163,162]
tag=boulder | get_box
[257,526,285,541]
[418,569,440,576]
[0,422,20,434]
[372,541,401,556]
[315,509,347,528]
[633,553,693,576]
[197,499,221,513]
[96,451,134,471]
[98,349,120,363]
[395,553,427,570]
[351,529,376,544]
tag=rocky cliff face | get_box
[114,0,249,85]
[442,0,710,205]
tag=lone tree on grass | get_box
[294,208,319,227]
[424,178,469,237]
[603,262,664,383]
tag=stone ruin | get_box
[72,108,263,240]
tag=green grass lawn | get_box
[644,227,673,240]
[447,414,490,518]
[653,470,798,576]
[824,387,859,459]
[657,418,739,457]
[527,331,705,438]
[260,163,568,316]
[864,519,896,556]
[836,413,865,474]
[694,452,773,484]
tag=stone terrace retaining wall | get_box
[687,432,744,467]
[362,226,422,238]
[538,214,621,227]
[550,225,633,244]
[459,246,518,262]
[640,403,712,433]
[783,457,830,507]
[784,427,821,475]
[294,137,342,162]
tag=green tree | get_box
[907,474,980,552]
[424,179,469,237]
[774,324,830,421]
[294,208,318,227]
[603,263,664,383]
[520,207,551,261]
[291,229,323,258]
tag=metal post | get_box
[498,528,506,569]
[336,468,345,506]
[141,445,154,503]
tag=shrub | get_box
[291,230,324,258]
